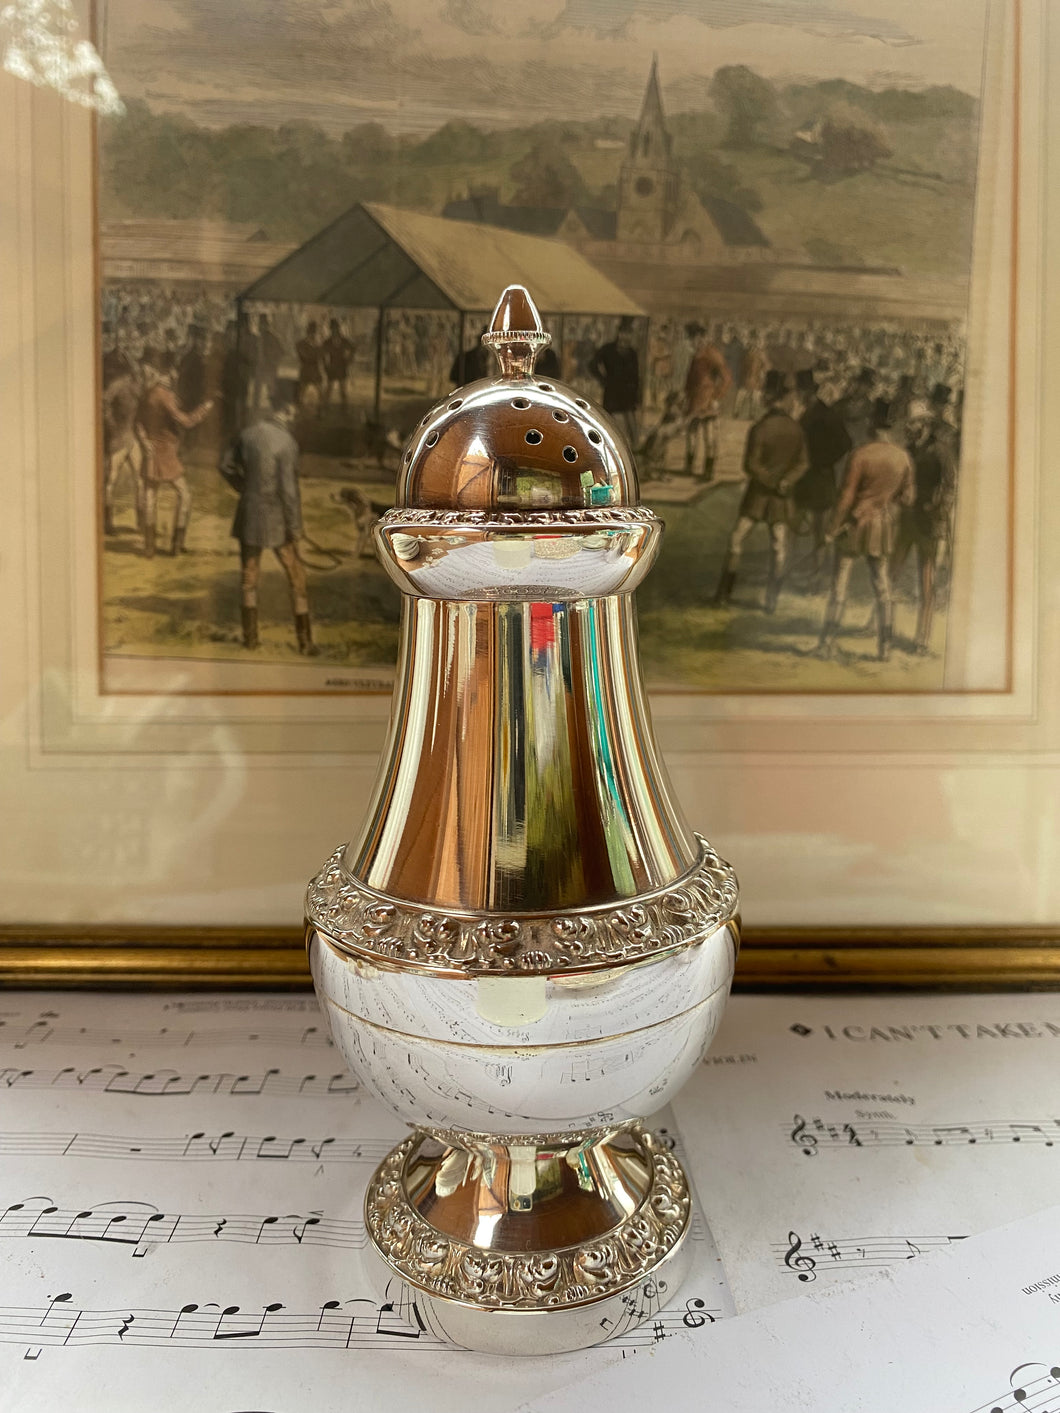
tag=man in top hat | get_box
[834,365,877,448]
[450,324,491,386]
[296,319,324,409]
[589,316,641,447]
[683,322,731,479]
[177,324,210,412]
[721,324,745,414]
[220,377,319,657]
[322,317,355,408]
[815,397,915,662]
[137,320,163,376]
[733,332,767,421]
[647,319,675,409]
[102,360,144,536]
[890,372,917,436]
[219,314,255,446]
[252,312,284,411]
[535,340,561,379]
[715,368,807,613]
[101,323,136,389]
[795,367,852,582]
[157,328,182,378]
[893,382,959,655]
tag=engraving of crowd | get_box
[100,287,963,663]
[99,289,376,559]
[639,316,965,662]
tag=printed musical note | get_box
[0,1196,369,1254]
[39,1292,73,1330]
[375,1299,426,1339]
[782,1232,817,1282]
[0,1295,410,1354]
[932,1125,977,1145]
[784,1115,1060,1151]
[1008,1123,1054,1147]
[774,1231,969,1278]
[0,1067,357,1099]
[0,1131,389,1164]
[974,1360,1060,1413]
[0,1293,722,1354]
[211,1303,285,1340]
[0,1294,729,1356]
[170,1305,199,1340]
[0,1019,333,1051]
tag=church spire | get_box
[635,54,669,154]
[616,54,678,243]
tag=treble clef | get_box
[791,1114,818,1157]
[783,1231,817,1282]
[681,1298,714,1329]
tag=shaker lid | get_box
[396,285,639,513]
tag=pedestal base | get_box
[364,1125,693,1355]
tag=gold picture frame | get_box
[3,925,1059,991]
[2,2,1058,991]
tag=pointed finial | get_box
[481,284,552,379]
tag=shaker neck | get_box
[345,594,698,913]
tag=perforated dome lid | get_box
[395,285,639,513]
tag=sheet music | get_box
[0,991,732,1411]
[519,1201,1060,1413]
[671,993,1060,1311]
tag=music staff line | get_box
[0,1197,368,1255]
[0,1066,358,1099]
[8,1293,721,1358]
[0,1191,707,1256]
[789,1113,1060,1155]
[778,1230,969,1281]
[0,1019,332,1051]
[0,1198,709,1254]
[968,1361,1060,1413]
[0,1132,391,1164]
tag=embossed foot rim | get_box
[362,1126,694,1355]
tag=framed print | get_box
[1,0,1058,988]
[92,0,1004,697]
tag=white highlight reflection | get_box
[2,0,124,114]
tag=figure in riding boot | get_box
[815,398,915,661]
[220,380,320,658]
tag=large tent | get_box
[239,202,645,417]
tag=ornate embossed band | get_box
[305,835,739,975]
[365,1128,690,1311]
[377,505,660,530]
[374,505,663,600]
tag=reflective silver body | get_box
[306,286,738,1354]
[311,922,735,1134]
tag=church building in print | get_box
[445,57,772,271]
[614,56,682,244]
[442,59,958,324]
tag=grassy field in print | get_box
[101,409,947,691]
